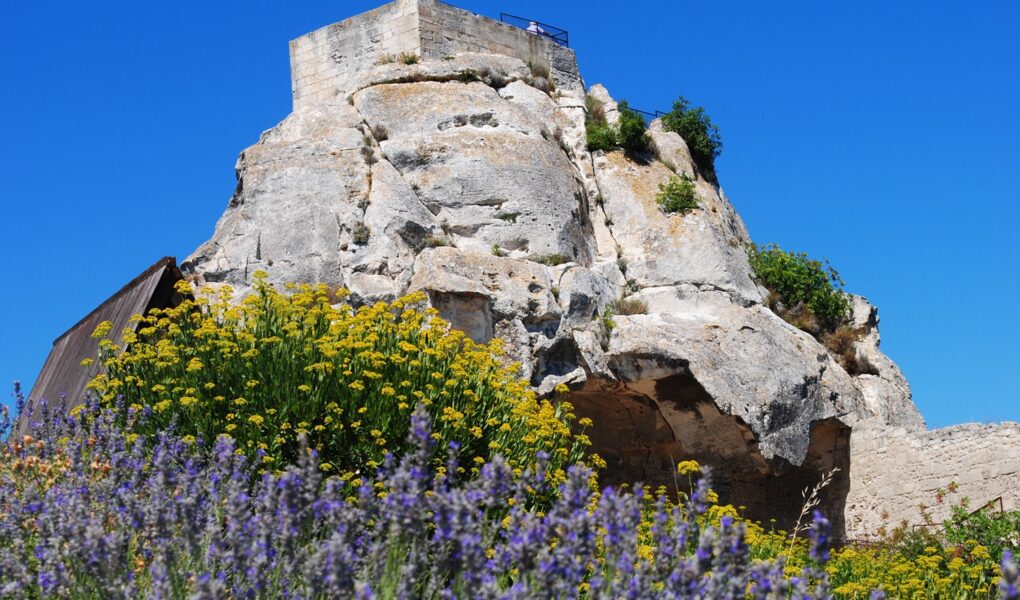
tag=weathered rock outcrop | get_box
[183,0,951,537]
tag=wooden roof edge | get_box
[51,256,181,345]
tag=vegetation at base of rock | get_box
[748,243,851,334]
[4,398,1018,599]
[656,174,699,214]
[584,96,650,154]
[86,273,590,486]
[660,95,723,182]
[936,488,1020,562]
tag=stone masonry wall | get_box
[416,0,583,93]
[845,422,1020,539]
[289,0,582,111]
[289,0,420,110]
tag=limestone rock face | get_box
[184,51,928,535]
[849,295,925,430]
[354,80,595,264]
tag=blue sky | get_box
[1,1,1017,428]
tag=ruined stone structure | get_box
[171,0,1017,539]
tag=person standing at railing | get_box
[526,21,545,35]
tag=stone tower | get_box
[289,0,583,111]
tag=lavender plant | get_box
[2,389,1017,599]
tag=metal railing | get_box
[628,108,667,123]
[500,13,569,47]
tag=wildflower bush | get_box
[748,243,851,333]
[660,95,723,181]
[0,398,827,598]
[4,395,1020,598]
[87,272,590,483]
[944,501,1020,562]
[656,174,699,214]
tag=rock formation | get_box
[181,0,1015,538]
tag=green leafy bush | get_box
[586,121,617,152]
[944,501,1020,561]
[88,274,590,484]
[656,174,699,214]
[584,96,649,154]
[748,243,851,333]
[660,96,722,181]
[616,101,650,153]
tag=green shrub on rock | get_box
[584,96,649,154]
[616,101,650,153]
[586,121,617,152]
[656,174,699,214]
[661,96,723,181]
[748,243,851,333]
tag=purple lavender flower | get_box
[1002,551,1019,600]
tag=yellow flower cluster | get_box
[826,541,1000,598]
[89,272,590,484]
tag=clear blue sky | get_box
[1,1,1017,428]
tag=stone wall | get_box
[416,0,583,92]
[290,1,420,110]
[845,422,1020,538]
[289,0,582,111]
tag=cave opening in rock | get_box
[569,374,851,538]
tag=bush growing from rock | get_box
[87,273,590,483]
[748,243,851,333]
[657,174,699,214]
[585,97,649,154]
[586,121,617,152]
[616,101,651,153]
[661,95,723,181]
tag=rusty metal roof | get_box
[20,257,184,430]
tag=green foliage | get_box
[600,304,617,333]
[656,174,699,214]
[586,121,617,152]
[944,502,1020,561]
[615,101,650,153]
[399,52,419,65]
[660,96,723,181]
[748,243,851,333]
[89,274,589,483]
[584,96,649,154]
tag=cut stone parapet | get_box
[289,0,583,111]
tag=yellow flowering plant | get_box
[88,272,591,484]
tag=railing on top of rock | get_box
[629,108,667,123]
[499,13,569,47]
